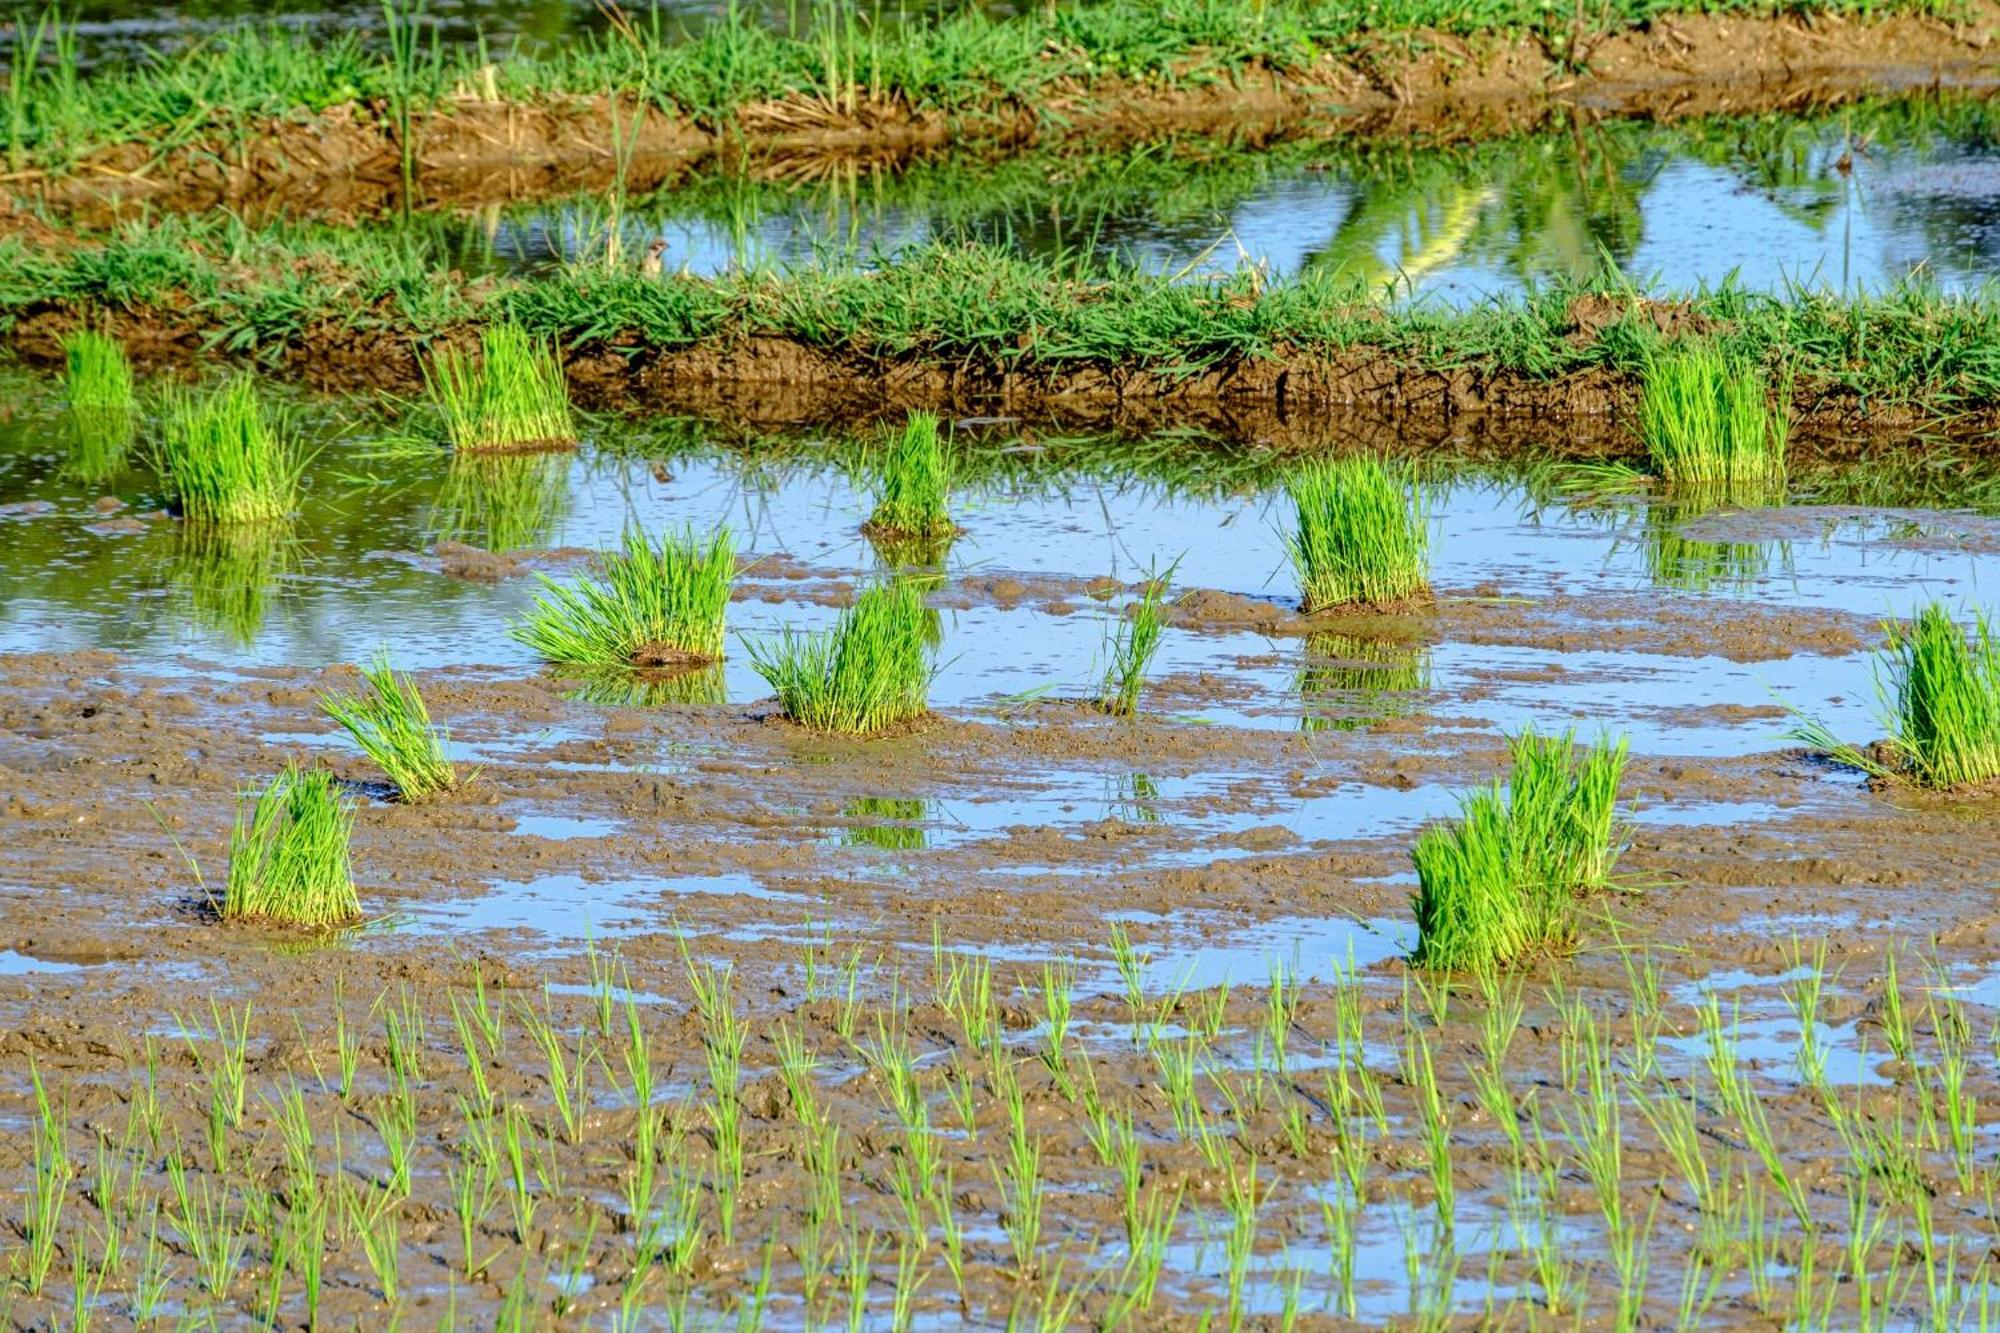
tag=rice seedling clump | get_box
[222,764,360,928]
[863,411,957,543]
[1286,455,1429,612]
[423,323,576,452]
[1639,342,1789,498]
[319,653,463,801]
[1409,729,1628,971]
[1098,567,1174,717]
[155,378,303,525]
[60,328,135,412]
[512,526,736,670]
[748,580,935,735]
[1794,602,2000,790]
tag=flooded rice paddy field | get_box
[4,350,2000,1326]
[451,98,2000,303]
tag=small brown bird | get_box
[638,238,667,278]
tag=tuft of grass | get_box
[61,328,135,412]
[1409,729,1628,971]
[863,411,956,542]
[1638,343,1788,498]
[1793,602,2000,789]
[1098,566,1174,717]
[319,653,463,801]
[155,378,303,525]
[511,526,735,670]
[222,765,361,928]
[422,324,576,452]
[1285,455,1429,612]
[748,580,935,735]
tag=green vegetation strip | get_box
[5,225,2000,423]
[3,0,1978,178]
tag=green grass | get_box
[422,324,575,452]
[1409,729,1628,971]
[319,653,463,801]
[1286,456,1430,613]
[154,378,303,525]
[222,764,360,928]
[1793,602,2000,789]
[864,412,955,543]
[60,328,134,412]
[1098,568,1173,718]
[747,580,935,735]
[1639,343,1789,498]
[511,526,736,670]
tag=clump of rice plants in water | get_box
[1286,455,1429,612]
[319,653,463,801]
[155,378,303,525]
[423,324,576,452]
[748,580,934,735]
[863,411,957,549]
[1409,729,1628,971]
[1097,567,1174,717]
[1639,342,1788,500]
[1792,602,2000,790]
[222,765,360,928]
[512,526,735,670]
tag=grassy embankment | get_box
[2,220,1997,430]
[1,0,1984,187]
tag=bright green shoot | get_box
[512,526,736,670]
[864,411,956,543]
[223,764,361,928]
[61,328,136,412]
[1098,565,1175,717]
[1638,342,1788,499]
[319,652,463,801]
[1285,455,1429,612]
[1794,602,2000,789]
[747,579,935,735]
[1409,729,1629,971]
[422,323,576,452]
[155,378,304,525]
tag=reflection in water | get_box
[1109,773,1164,825]
[1296,632,1430,732]
[171,521,295,645]
[64,408,137,485]
[450,97,2000,302]
[562,665,727,707]
[432,450,570,552]
[1638,500,1789,595]
[841,797,930,851]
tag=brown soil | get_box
[17,5,2000,222]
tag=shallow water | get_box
[452,98,2000,301]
